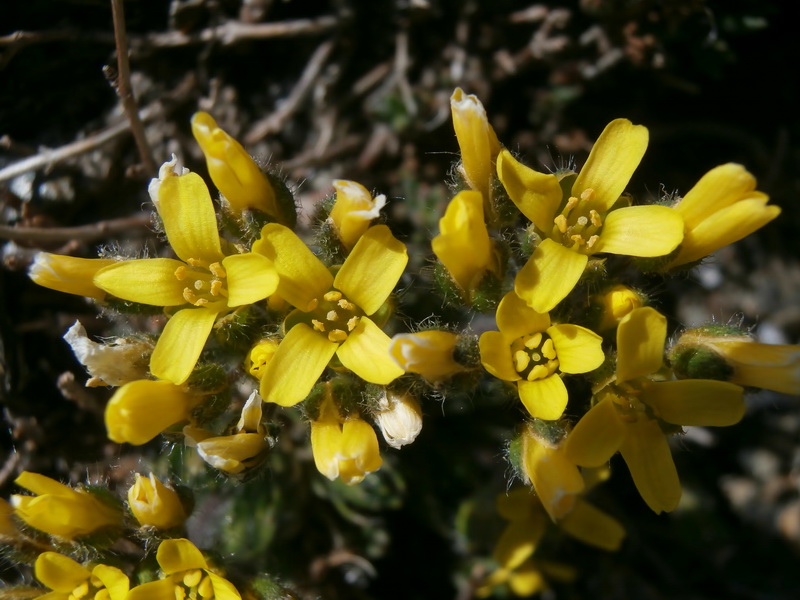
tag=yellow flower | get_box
[670,329,799,395]
[33,552,129,600]
[480,292,604,420]
[11,472,121,539]
[105,379,199,445]
[28,252,115,300]
[389,330,465,383]
[127,538,241,600]
[564,307,745,513]
[63,321,151,387]
[328,180,387,250]
[667,163,780,268]
[450,88,501,221]
[93,157,279,384]
[310,388,382,484]
[594,284,644,331]
[128,473,187,530]
[431,190,499,301]
[253,224,407,406]
[191,112,281,219]
[497,119,684,313]
[184,391,269,474]
[373,390,423,449]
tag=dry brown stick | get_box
[110,0,157,176]
[0,214,152,243]
[244,40,336,144]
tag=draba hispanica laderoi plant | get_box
[4,90,797,599]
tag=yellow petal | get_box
[222,253,278,306]
[105,379,195,445]
[644,380,744,426]
[496,291,550,341]
[674,163,758,229]
[521,434,584,520]
[573,119,648,212]
[15,471,74,497]
[559,499,625,551]
[311,418,343,480]
[451,88,499,206]
[547,324,604,374]
[28,254,115,300]
[127,473,186,530]
[340,419,383,483]
[91,564,130,600]
[515,239,588,313]
[616,307,666,383]
[338,317,404,384]
[594,205,684,257]
[150,307,219,384]
[334,224,408,315]
[496,149,562,232]
[196,433,267,474]
[389,331,464,382]
[252,224,332,310]
[518,376,569,421]
[479,330,520,382]
[207,571,242,600]
[719,341,800,395]
[93,259,187,306]
[35,552,90,592]
[156,538,208,574]
[260,323,338,406]
[127,579,177,600]
[330,180,386,250]
[492,521,544,571]
[496,488,539,522]
[508,562,546,597]
[154,170,223,263]
[564,396,626,467]
[619,418,681,514]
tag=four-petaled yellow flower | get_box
[11,472,121,540]
[253,224,407,406]
[33,551,129,600]
[667,163,780,269]
[127,538,241,600]
[128,473,187,530]
[496,119,684,313]
[93,157,279,384]
[480,291,605,420]
[328,179,387,250]
[565,307,745,513]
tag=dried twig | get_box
[0,214,152,243]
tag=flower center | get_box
[308,290,363,343]
[69,576,108,600]
[173,568,216,599]
[174,258,228,309]
[550,188,603,253]
[510,332,559,381]
[609,381,649,422]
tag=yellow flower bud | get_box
[11,472,121,539]
[374,391,423,449]
[328,180,387,250]
[389,330,465,383]
[28,252,115,300]
[191,111,278,217]
[246,338,281,380]
[128,473,187,529]
[594,285,644,331]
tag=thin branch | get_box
[110,0,157,176]
[0,214,152,243]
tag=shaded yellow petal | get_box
[493,522,544,571]
[573,119,648,212]
[479,330,520,382]
[127,579,176,600]
[154,170,223,263]
[515,239,588,313]
[207,571,242,600]
[35,552,90,592]
[594,205,683,257]
[616,307,666,383]
[252,224,332,310]
[547,324,604,374]
[451,88,499,205]
[522,434,584,520]
[127,473,186,530]
[150,307,219,384]
[340,419,383,484]
[496,488,540,522]
[496,291,550,341]
[496,149,562,231]
[15,472,74,497]
[311,417,343,480]
[564,396,626,467]
[222,253,278,306]
[338,317,404,384]
[718,341,800,395]
[91,564,130,600]
[389,331,464,382]
[559,499,625,551]
[334,224,407,315]
[508,562,547,597]
[156,538,208,574]
[619,418,681,514]
[518,376,568,421]
[260,323,338,406]
[29,254,115,300]
[93,259,187,306]
[645,380,744,426]
[196,433,267,474]
[105,380,195,445]
[330,180,386,250]
[675,163,758,229]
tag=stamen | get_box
[306,298,319,311]
[541,338,556,359]
[524,333,542,349]
[72,581,89,599]
[324,291,343,302]
[514,350,531,372]
[326,310,339,322]
[328,329,348,343]
[312,319,326,332]
[186,258,207,268]
[174,586,187,600]
[183,570,203,588]
[174,265,188,281]
[209,262,226,278]
[528,364,549,381]
[338,299,356,311]
[554,214,568,233]
[580,188,595,202]
[210,280,225,296]
[585,235,600,249]
[183,288,198,304]
[347,316,359,331]
[589,209,602,228]
[197,576,214,598]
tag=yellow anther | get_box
[183,288,198,304]
[198,576,214,598]
[328,329,348,343]
[347,316,359,331]
[580,188,595,202]
[90,575,103,588]
[324,290,343,302]
[174,585,187,600]
[562,196,578,215]
[326,310,339,322]
[554,214,568,233]
[585,234,599,249]
[547,359,559,373]
[570,234,585,246]
[195,298,209,307]
[589,209,602,228]
[174,265,188,280]
[514,350,531,372]
[209,262,226,278]
[524,333,542,350]
[338,298,356,311]
[528,364,549,381]
[210,280,224,296]
[186,258,204,267]
[541,338,556,359]
[306,298,319,311]
[312,319,326,332]
[184,570,203,588]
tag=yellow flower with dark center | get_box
[564,307,745,513]
[127,538,241,600]
[389,330,465,383]
[480,292,604,420]
[253,224,407,406]
[93,157,279,385]
[11,472,121,540]
[328,180,387,250]
[667,163,780,268]
[33,552,129,600]
[128,473,187,530]
[496,119,684,313]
